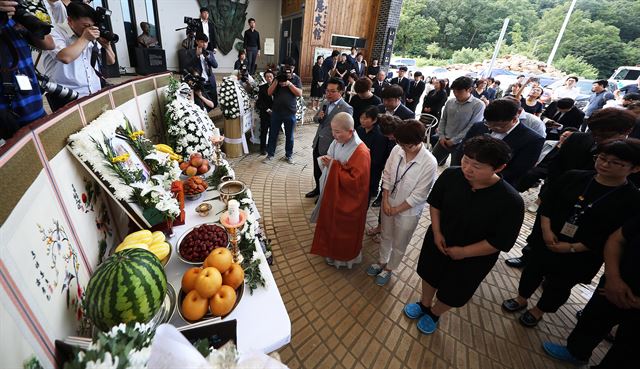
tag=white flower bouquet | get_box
[165,82,216,160]
[219,76,250,119]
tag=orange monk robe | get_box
[310,143,370,261]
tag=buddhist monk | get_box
[310,112,371,269]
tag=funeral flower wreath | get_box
[68,110,181,221]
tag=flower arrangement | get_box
[68,110,181,223]
[234,189,267,294]
[219,76,250,119]
[165,82,217,160]
[63,323,239,369]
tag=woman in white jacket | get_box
[367,120,438,286]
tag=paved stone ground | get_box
[227,120,612,369]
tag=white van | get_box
[609,66,640,89]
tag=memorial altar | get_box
[0,72,290,369]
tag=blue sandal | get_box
[542,342,588,366]
[417,314,439,335]
[403,302,426,319]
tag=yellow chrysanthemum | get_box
[129,130,145,140]
[111,153,130,163]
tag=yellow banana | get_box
[155,144,175,153]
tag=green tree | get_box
[395,0,439,57]
[426,42,440,59]
[553,55,599,78]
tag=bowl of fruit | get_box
[178,248,245,324]
[176,223,229,265]
[183,176,208,201]
[180,153,213,179]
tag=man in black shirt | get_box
[243,18,260,75]
[264,58,303,164]
[542,215,640,368]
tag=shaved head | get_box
[331,112,354,131]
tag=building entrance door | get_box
[279,15,303,68]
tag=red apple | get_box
[197,164,209,174]
[185,166,198,177]
[179,162,190,171]
[190,157,203,167]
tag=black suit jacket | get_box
[377,103,415,120]
[197,20,218,51]
[462,122,545,186]
[547,132,595,184]
[390,76,411,101]
[542,102,585,130]
[373,80,389,98]
[256,84,273,115]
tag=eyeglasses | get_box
[593,155,631,168]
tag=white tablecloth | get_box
[164,178,290,354]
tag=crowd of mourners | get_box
[294,48,640,369]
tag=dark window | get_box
[330,35,366,49]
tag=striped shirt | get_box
[0,20,46,126]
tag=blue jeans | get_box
[267,111,296,158]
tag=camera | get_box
[0,0,52,39]
[94,7,119,43]
[182,71,206,91]
[183,16,201,34]
[36,71,79,102]
[276,68,292,83]
[239,65,250,83]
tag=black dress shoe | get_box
[505,257,527,268]
[305,189,319,198]
[576,309,583,319]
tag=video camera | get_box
[94,6,119,43]
[182,71,206,91]
[0,0,52,39]
[182,16,201,35]
[276,66,293,83]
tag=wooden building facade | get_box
[281,0,403,82]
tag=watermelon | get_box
[84,248,167,331]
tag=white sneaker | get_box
[527,203,539,213]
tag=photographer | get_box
[184,68,214,111]
[1,0,55,139]
[42,2,115,111]
[185,32,218,110]
[263,57,303,164]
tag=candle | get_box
[228,199,240,225]
[212,128,220,139]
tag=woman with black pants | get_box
[256,70,274,155]
[503,139,640,328]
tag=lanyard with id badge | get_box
[560,178,624,238]
[390,158,416,199]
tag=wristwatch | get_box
[569,244,576,253]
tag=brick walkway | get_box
[227,119,610,369]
